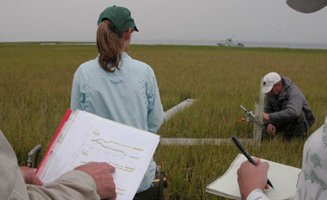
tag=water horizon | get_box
[131,39,327,50]
[33,39,327,50]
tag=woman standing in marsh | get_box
[70,5,165,193]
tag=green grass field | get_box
[0,42,326,199]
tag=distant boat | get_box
[217,37,244,47]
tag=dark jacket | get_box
[264,77,315,129]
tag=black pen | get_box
[231,135,274,189]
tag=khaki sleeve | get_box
[27,170,99,200]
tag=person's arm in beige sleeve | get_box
[27,162,116,200]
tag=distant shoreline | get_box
[42,40,327,50]
[2,40,327,50]
[131,39,327,50]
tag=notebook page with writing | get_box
[206,154,301,200]
[37,110,160,200]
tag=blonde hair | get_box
[96,20,123,72]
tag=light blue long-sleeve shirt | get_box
[71,52,165,192]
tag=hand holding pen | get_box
[237,157,270,199]
[232,135,274,189]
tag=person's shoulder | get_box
[78,57,98,70]
[283,77,299,91]
[283,77,304,98]
[129,57,151,69]
[125,55,155,74]
[74,57,99,76]
[282,77,293,87]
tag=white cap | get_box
[286,0,327,13]
[261,72,281,93]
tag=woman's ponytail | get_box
[96,20,123,72]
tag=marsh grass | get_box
[0,42,326,199]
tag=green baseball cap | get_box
[97,5,138,32]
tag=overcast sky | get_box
[1,0,326,46]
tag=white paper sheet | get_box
[207,154,301,200]
[38,110,160,200]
